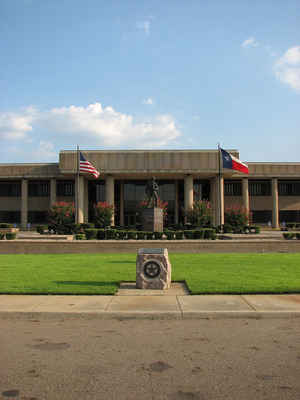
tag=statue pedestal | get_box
[142,207,163,232]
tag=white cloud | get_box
[274,46,300,92]
[136,20,151,35]
[143,97,154,105]
[241,37,259,48]
[0,102,181,153]
[0,107,35,140]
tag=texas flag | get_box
[220,148,249,174]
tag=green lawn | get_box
[1,253,300,295]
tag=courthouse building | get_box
[0,149,300,229]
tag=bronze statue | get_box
[145,177,159,207]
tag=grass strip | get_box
[1,253,300,295]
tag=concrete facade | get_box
[0,149,300,228]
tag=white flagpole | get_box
[217,143,222,227]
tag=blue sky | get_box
[1,0,300,163]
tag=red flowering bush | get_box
[48,201,75,234]
[186,200,212,227]
[224,205,248,230]
[94,201,114,228]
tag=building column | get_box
[76,175,85,224]
[215,176,224,226]
[174,180,179,224]
[210,177,217,226]
[21,179,28,230]
[242,178,249,224]
[272,178,279,228]
[106,175,115,226]
[119,181,124,226]
[50,178,56,206]
[184,175,193,222]
[84,179,89,223]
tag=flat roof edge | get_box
[59,149,238,153]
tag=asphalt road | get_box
[1,317,300,400]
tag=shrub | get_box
[36,225,46,234]
[84,229,98,240]
[223,224,233,233]
[93,202,114,228]
[203,228,217,240]
[250,225,260,234]
[75,233,86,240]
[224,206,248,232]
[48,202,75,234]
[175,231,184,240]
[0,233,5,240]
[106,229,117,240]
[153,231,163,240]
[296,233,300,240]
[165,231,175,240]
[283,232,295,240]
[6,232,16,240]
[137,231,146,240]
[286,223,296,229]
[96,229,105,240]
[127,231,137,240]
[186,200,212,227]
[145,231,154,240]
[194,230,204,239]
[117,230,127,240]
[0,223,13,228]
[184,230,194,239]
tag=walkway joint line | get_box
[240,295,257,311]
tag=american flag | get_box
[79,152,100,178]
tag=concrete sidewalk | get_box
[1,293,300,320]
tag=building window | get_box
[249,180,271,196]
[224,180,242,196]
[56,180,74,197]
[0,211,20,223]
[251,210,272,224]
[28,181,50,197]
[279,210,300,223]
[279,181,300,196]
[193,180,210,200]
[0,181,21,197]
[28,211,48,223]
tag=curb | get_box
[2,310,300,320]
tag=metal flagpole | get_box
[76,145,80,224]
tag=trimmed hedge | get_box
[127,231,137,240]
[84,229,98,240]
[154,231,163,240]
[283,232,295,240]
[106,229,117,240]
[75,233,86,240]
[5,232,16,240]
[165,231,175,240]
[175,231,184,240]
[36,225,47,234]
[0,233,5,240]
[97,229,106,240]
[0,223,13,228]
